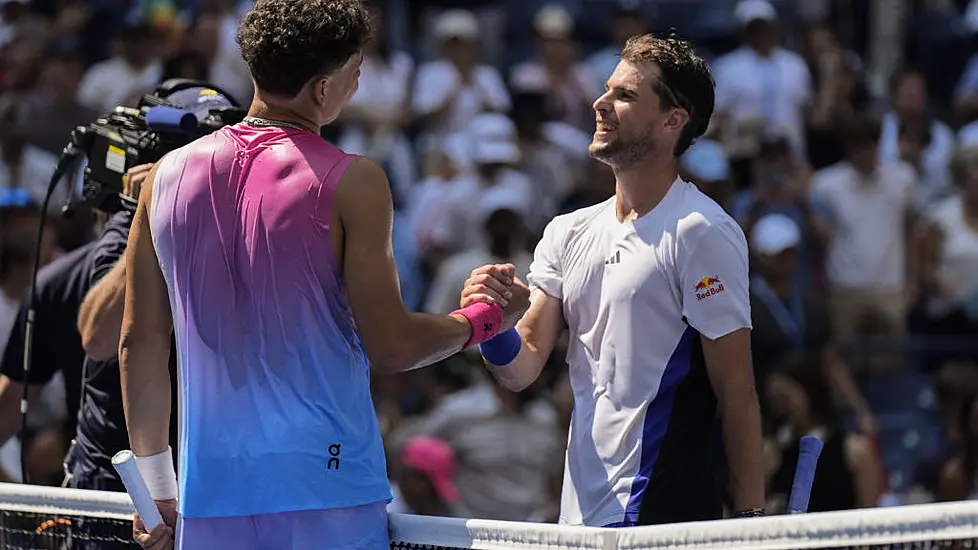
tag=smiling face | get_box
[589,60,687,169]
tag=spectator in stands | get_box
[17,52,97,156]
[0,205,39,355]
[0,97,61,208]
[511,91,582,220]
[337,2,416,200]
[747,214,874,434]
[0,203,65,485]
[424,189,533,315]
[917,145,978,367]
[913,363,978,499]
[430,113,535,252]
[810,113,918,373]
[406,138,470,270]
[585,2,647,98]
[389,435,464,517]
[765,355,883,512]
[510,5,596,132]
[392,378,562,522]
[0,16,47,92]
[412,9,510,154]
[880,67,954,192]
[202,0,254,106]
[76,22,162,112]
[731,132,826,295]
[803,22,871,171]
[711,0,812,172]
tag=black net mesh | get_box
[0,509,136,550]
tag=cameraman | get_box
[68,81,242,492]
[69,163,180,494]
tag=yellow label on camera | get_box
[106,145,126,174]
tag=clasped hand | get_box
[460,263,531,331]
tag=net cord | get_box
[3,483,978,549]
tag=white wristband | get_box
[134,447,178,501]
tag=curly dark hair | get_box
[236,0,371,98]
[620,33,715,156]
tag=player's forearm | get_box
[78,260,127,360]
[485,334,547,392]
[119,334,172,457]
[719,388,765,512]
[373,312,471,373]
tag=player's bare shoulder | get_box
[333,156,394,219]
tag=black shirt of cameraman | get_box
[71,209,179,491]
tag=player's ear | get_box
[664,108,690,134]
[312,76,331,107]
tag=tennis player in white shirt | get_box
[461,33,765,527]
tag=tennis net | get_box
[2,482,978,549]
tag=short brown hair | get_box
[237,0,371,98]
[619,33,715,156]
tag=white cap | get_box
[477,184,530,222]
[470,113,521,164]
[533,5,574,38]
[433,9,479,41]
[751,213,801,255]
[734,0,777,26]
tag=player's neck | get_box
[613,157,678,222]
[247,95,321,134]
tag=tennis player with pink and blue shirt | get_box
[117,1,530,549]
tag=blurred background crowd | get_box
[1,0,978,525]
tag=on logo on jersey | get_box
[694,276,724,301]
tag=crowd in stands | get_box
[1,0,978,523]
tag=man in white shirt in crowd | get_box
[810,113,918,372]
[711,0,812,166]
[460,33,764,527]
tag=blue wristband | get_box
[478,328,522,366]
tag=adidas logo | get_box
[605,250,621,265]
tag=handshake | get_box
[459,263,532,332]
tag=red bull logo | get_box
[694,276,724,301]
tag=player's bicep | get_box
[701,328,755,401]
[336,158,410,362]
[680,223,751,340]
[121,165,172,344]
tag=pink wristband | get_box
[451,302,504,350]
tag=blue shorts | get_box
[176,501,389,550]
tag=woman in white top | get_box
[918,144,978,367]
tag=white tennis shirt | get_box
[527,178,752,527]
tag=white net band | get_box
[3,483,978,549]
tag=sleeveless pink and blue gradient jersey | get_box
[148,124,391,519]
